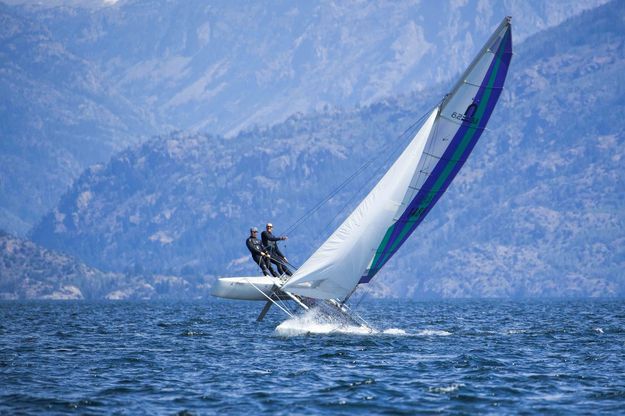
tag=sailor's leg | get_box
[275,256,292,276]
[265,258,279,277]
[261,262,272,276]
[254,255,270,276]
[281,259,293,276]
[271,258,285,276]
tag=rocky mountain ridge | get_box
[0,0,608,234]
[29,1,625,298]
[0,230,212,299]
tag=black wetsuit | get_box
[261,230,292,276]
[246,236,278,277]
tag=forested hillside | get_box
[30,1,625,298]
[0,230,212,299]
[0,0,607,234]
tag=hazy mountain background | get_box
[0,230,209,299]
[2,0,624,299]
[0,0,608,235]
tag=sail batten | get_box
[283,17,513,299]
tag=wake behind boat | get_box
[212,17,513,329]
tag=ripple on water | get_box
[416,329,452,336]
[428,383,464,394]
[1,299,624,415]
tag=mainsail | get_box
[283,17,513,300]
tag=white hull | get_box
[211,276,277,301]
[211,276,372,329]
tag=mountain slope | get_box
[31,1,625,298]
[0,2,152,234]
[385,2,625,298]
[29,93,439,275]
[41,0,608,136]
[0,229,120,299]
[0,230,215,299]
[0,0,608,233]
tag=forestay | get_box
[283,17,513,300]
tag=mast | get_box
[441,16,512,110]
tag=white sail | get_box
[282,109,438,299]
[282,17,512,301]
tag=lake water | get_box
[1,299,624,414]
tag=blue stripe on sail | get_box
[359,26,512,284]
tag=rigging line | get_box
[266,251,298,272]
[341,277,369,309]
[244,278,294,318]
[282,157,379,236]
[312,103,438,244]
[282,103,438,237]
[326,299,373,329]
[274,291,295,315]
[353,290,368,311]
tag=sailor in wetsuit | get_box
[261,223,292,276]
[246,227,278,277]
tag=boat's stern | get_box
[210,276,277,301]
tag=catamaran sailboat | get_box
[212,17,513,327]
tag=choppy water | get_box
[1,299,624,414]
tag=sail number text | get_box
[451,111,479,124]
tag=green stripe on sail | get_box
[368,224,396,272]
[370,33,507,274]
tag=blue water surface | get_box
[1,299,624,414]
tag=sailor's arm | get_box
[246,238,266,257]
[262,231,283,242]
